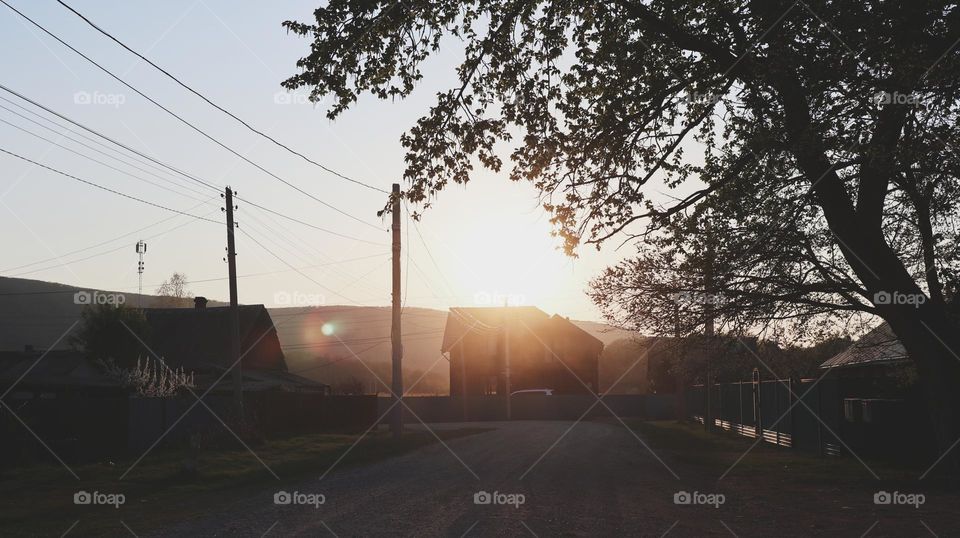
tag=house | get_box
[141,297,329,393]
[819,322,916,404]
[0,348,120,397]
[819,323,932,459]
[442,306,603,396]
[820,323,910,372]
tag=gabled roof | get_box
[820,323,909,369]
[143,305,286,371]
[549,315,604,349]
[441,306,603,352]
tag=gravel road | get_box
[146,420,960,537]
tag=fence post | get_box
[739,381,744,435]
[717,382,722,429]
[788,378,795,448]
[752,368,761,439]
[774,379,781,446]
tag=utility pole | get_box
[390,184,403,438]
[224,187,243,422]
[703,216,715,432]
[503,303,511,421]
[135,240,146,308]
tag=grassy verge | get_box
[0,427,488,536]
[626,419,922,485]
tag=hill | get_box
[0,277,633,394]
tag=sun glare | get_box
[448,216,568,307]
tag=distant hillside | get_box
[0,277,634,395]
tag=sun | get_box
[449,216,568,307]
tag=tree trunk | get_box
[884,305,960,482]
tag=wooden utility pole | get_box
[503,308,512,421]
[703,216,715,432]
[390,184,403,438]
[224,187,242,421]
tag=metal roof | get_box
[820,323,909,369]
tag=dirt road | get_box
[147,420,959,537]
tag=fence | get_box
[686,377,933,460]
[1,391,378,465]
[378,393,677,423]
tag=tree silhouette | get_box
[70,304,152,368]
[283,1,960,472]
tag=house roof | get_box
[143,305,286,372]
[0,350,117,389]
[820,323,909,369]
[193,367,330,392]
[441,306,603,352]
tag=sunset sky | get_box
[0,0,646,321]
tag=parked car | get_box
[511,388,554,397]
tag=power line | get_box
[0,84,388,246]
[237,196,386,246]
[0,146,222,224]
[0,84,220,193]
[238,225,362,305]
[0,252,388,293]
[56,0,389,195]
[0,0,384,230]
[0,115,213,204]
[4,205,220,278]
[0,99,213,198]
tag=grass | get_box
[0,427,489,536]
[626,419,924,486]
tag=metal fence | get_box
[686,377,842,454]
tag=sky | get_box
[0,0,627,322]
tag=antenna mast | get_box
[135,240,147,308]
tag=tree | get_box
[70,304,151,367]
[155,272,192,307]
[283,2,960,473]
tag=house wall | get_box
[448,327,599,397]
